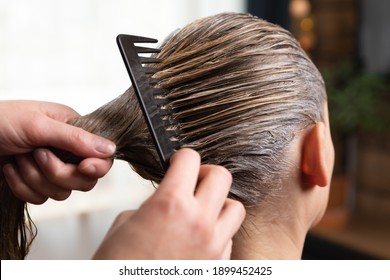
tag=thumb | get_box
[40,118,116,158]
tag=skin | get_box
[1,100,245,259]
[93,148,246,260]
[0,100,115,204]
[232,105,334,259]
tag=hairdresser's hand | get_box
[0,100,115,204]
[93,148,245,260]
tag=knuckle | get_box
[237,200,246,217]
[9,184,27,201]
[51,190,71,201]
[27,115,46,144]
[44,167,63,182]
[29,196,48,205]
[229,198,246,215]
[22,170,38,184]
[12,186,48,205]
[186,148,201,162]
[191,218,213,238]
[70,127,87,146]
[152,192,187,219]
[175,148,201,165]
[203,165,232,189]
[205,164,232,180]
[215,165,233,183]
[75,179,97,192]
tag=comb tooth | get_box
[173,141,182,149]
[164,119,174,128]
[166,129,181,138]
[151,88,166,96]
[149,78,162,85]
[159,110,174,118]
[166,132,184,149]
[139,56,161,64]
[156,101,171,109]
[124,35,158,44]
[143,67,159,74]
[135,46,161,53]
[168,138,182,148]
[158,108,175,118]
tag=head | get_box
[127,12,334,218]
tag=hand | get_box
[93,148,245,260]
[0,100,116,204]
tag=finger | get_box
[32,102,115,158]
[31,116,116,158]
[157,148,201,196]
[40,101,81,123]
[195,164,232,218]
[3,163,48,204]
[78,157,114,178]
[215,199,246,251]
[15,154,72,201]
[35,148,113,179]
[34,149,98,192]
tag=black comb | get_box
[116,34,176,170]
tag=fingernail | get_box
[36,149,48,165]
[94,139,116,155]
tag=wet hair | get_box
[0,12,326,259]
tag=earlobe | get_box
[301,122,330,187]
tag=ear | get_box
[301,122,331,187]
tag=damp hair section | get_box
[134,12,327,206]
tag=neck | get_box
[231,206,309,260]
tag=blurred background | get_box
[1,0,389,259]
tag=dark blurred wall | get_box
[247,0,290,30]
[360,0,390,73]
[310,0,358,69]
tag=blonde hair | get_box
[127,12,326,205]
[1,12,326,259]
